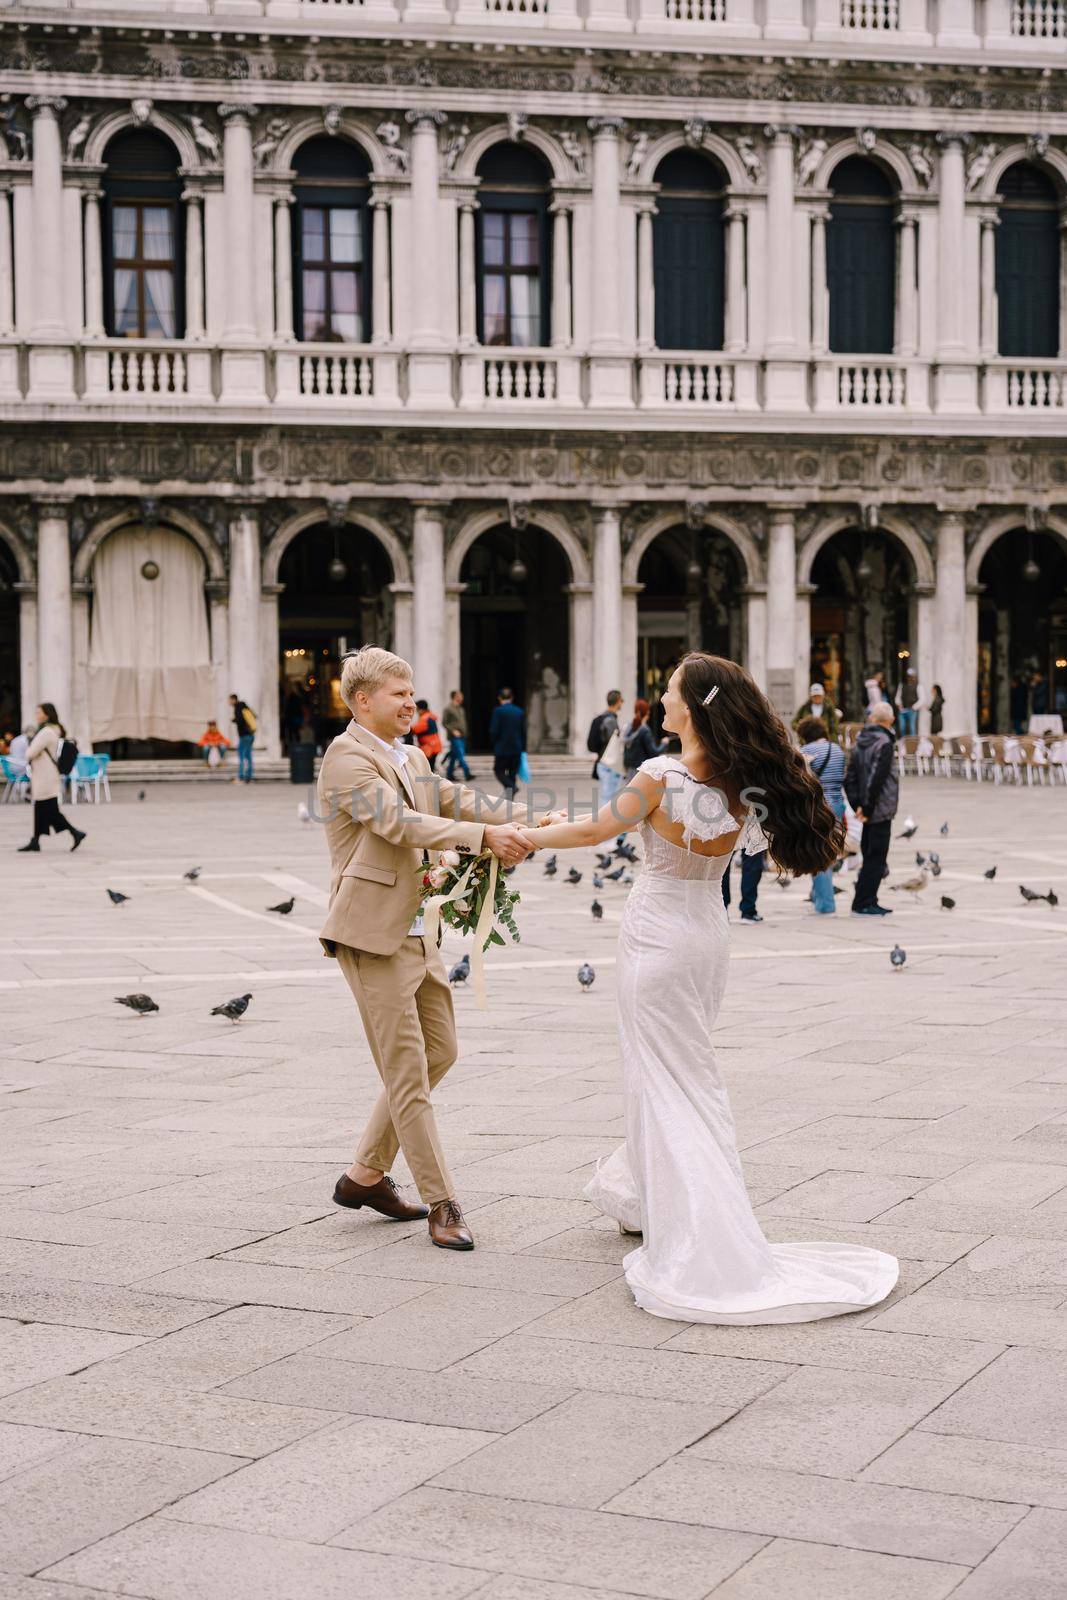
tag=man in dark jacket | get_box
[489,687,525,797]
[845,702,898,917]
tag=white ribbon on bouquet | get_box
[419,850,501,1011]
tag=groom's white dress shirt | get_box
[362,726,426,937]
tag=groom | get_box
[318,646,530,1250]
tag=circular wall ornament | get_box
[141,560,160,581]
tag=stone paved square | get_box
[1,772,1066,1597]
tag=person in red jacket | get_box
[411,700,443,771]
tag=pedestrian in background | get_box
[721,841,765,924]
[929,682,945,736]
[588,689,625,810]
[798,715,846,914]
[197,719,230,768]
[489,686,525,797]
[441,690,472,781]
[411,700,443,772]
[895,667,922,737]
[845,701,898,917]
[17,703,85,854]
[622,698,667,779]
[792,681,840,742]
[229,693,256,784]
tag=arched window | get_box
[476,144,551,348]
[293,137,371,343]
[996,163,1061,359]
[652,150,726,351]
[102,130,183,340]
[827,157,896,355]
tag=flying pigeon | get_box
[605,865,625,882]
[940,895,956,911]
[577,962,595,992]
[983,866,997,880]
[211,993,252,1023]
[890,944,907,970]
[543,856,558,877]
[566,867,582,885]
[106,889,129,905]
[940,822,949,835]
[596,852,613,871]
[183,867,201,881]
[267,897,295,915]
[592,872,604,890]
[898,817,918,839]
[614,842,638,864]
[115,993,159,1015]
[591,899,603,920]
[448,954,470,985]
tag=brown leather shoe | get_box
[332,1172,428,1221]
[428,1199,475,1251]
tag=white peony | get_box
[439,849,461,868]
[455,900,470,914]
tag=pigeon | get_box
[106,889,129,905]
[448,954,470,985]
[183,867,201,881]
[890,944,907,970]
[940,822,949,835]
[928,851,940,867]
[543,856,558,877]
[929,860,942,878]
[940,895,956,911]
[596,853,613,872]
[566,867,582,885]
[621,871,634,886]
[137,789,146,802]
[891,870,928,899]
[614,842,638,864]
[915,852,926,868]
[297,801,310,824]
[591,899,603,920]
[114,993,159,1015]
[983,866,997,880]
[776,876,793,890]
[577,962,595,992]
[211,993,252,1023]
[267,897,295,915]
[1049,889,1060,908]
[898,817,918,839]
[605,865,626,882]
[592,872,604,890]
[503,865,516,877]
[1020,884,1042,902]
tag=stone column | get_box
[588,118,624,351]
[635,204,655,350]
[896,209,919,357]
[621,581,643,705]
[764,128,805,410]
[934,510,971,735]
[0,188,13,335]
[724,203,747,353]
[35,500,73,719]
[83,189,105,337]
[406,110,447,345]
[259,583,283,759]
[412,502,446,715]
[70,581,92,753]
[389,581,415,666]
[27,97,67,336]
[567,581,596,760]
[978,210,997,359]
[371,196,391,343]
[795,582,815,709]
[220,105,257,341]
[227,505,262,728]
[444,582,466,708]
[914,584,936,735]
[458,201,477,346]
[15,584,38,731]
[551,203,572,349]
[206,579,231,729]
[937,135,967,355]
[742,586,768,694]
[592,505,624,699]
[809,204,829,355]
[273,194,294,341]
[765,507,799,717]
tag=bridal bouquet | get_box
[416,849,520,1005]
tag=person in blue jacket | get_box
[488,687,525,798]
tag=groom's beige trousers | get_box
[335,936,457,1206]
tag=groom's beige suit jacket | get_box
[317,720,502,957]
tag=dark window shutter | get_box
[996,163,1060,359]
[652,150,726,352]
[827,157,896,356]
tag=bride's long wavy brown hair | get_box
[677,652,843,876]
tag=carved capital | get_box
[25,97,68,118]
[405,109,447,132]
[587,117,626,139]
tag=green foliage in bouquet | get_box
[417,849,521,951]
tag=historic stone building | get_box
[1,0,1066,758]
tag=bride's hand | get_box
[538,810,568,826]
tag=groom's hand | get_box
[485,823,532,867]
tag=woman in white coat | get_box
[17,703,85,854]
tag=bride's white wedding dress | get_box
[584,754,898,1325]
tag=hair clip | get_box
[702,685,720,707]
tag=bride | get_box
[519,652,898,1325]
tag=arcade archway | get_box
[976,528,1067,733]
[636,524,744,735]
[810,526,917,720]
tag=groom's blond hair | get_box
[340,646,413,709]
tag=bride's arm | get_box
[519,772,663,851]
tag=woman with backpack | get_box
[17,704,85,854]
